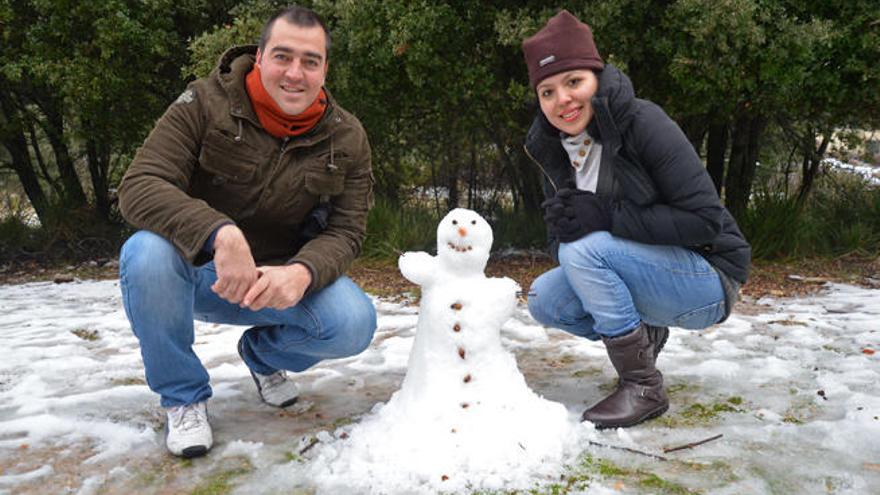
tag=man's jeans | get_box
[528,232,725,340]
[119,230,377,408]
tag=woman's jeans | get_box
[119,231,377,408]
[528,232,725,341]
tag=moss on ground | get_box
[656,396,746,427]
[189,458,253,495]
[467,453,702,495]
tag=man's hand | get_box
[241,263,312,311]
[211,224,258,304]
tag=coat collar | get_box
[212,45,339,142]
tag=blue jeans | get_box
[119,230,377,408]
[528,232,725,340]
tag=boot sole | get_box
[587,403,670,429]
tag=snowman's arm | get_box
[488,276,520,298]
[398,251,437,286]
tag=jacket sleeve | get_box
[289,125,373,292]
[610,102,722,247]
[118,86,233,262]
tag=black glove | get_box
[541,195,565,224]
[547,188,611,243]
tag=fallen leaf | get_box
[864,463,880,471]
[614,481,625,490]
[863,348,875,355]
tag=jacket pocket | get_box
[304,170,345,198]
[198,131,259,184]
[191,131,262,217]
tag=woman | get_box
[522,10,751,428]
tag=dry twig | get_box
[662,433,723,454]
[588,440,668,461]
[298,437,320,455]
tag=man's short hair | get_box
[259,5,331,58]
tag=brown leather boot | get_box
[581,323,669,428]
[646,324,669,358]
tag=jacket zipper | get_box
[277,137,289,168]
[522,144,558,192]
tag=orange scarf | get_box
[245,64,327,138]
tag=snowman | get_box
[309,209,575,494]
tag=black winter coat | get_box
[524,65,751,290]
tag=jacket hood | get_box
[586,64,637,152]
[215,45,258,75]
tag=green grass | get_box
[656,396,746,427]
[189,459,253,495]
[362,199,547,260]
[741,172,880,259]
[362,197,438,259]
[470,453,702,495]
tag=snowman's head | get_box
[436,208,493,273]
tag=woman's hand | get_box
[544,188,611,243]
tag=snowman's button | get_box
[441,475,449,481]
[460,402,470,409]
[458,347,466,359]
[463,374,472,383]
[451,302,463,310]
[451,428,457,433]
[453,323,461,332]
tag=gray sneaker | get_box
[238,332,300,408]
[250,370,300,408]
[165,401,212,458]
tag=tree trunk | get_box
[33,97,87,207]
[26,120,63,198]
[467,140,477,210]
[724,114,766,221]
[795,132,830,207]
[680,115,708,155]
[85,137,111,220]
[706,121,728,195]
[0,92,49,221]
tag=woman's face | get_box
[536,69,599,136]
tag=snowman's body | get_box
[311,209,574,494]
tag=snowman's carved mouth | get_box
[447,242,473,253]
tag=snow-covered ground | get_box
[823,157,880,186]
[0,279,878,494]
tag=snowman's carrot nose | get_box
[458,227,467,237]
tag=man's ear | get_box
[255,48,263,67]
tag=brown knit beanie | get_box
[522,10,604,89]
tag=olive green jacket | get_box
[118,46,373,291]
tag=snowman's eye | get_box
[471,220,476,225]
[452,220,458,225]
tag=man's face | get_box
[256,19,328,116]
[536,70,599,136]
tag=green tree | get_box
[587,0,880,220]
[0,0,237,225]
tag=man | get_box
[117,5,376,458]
